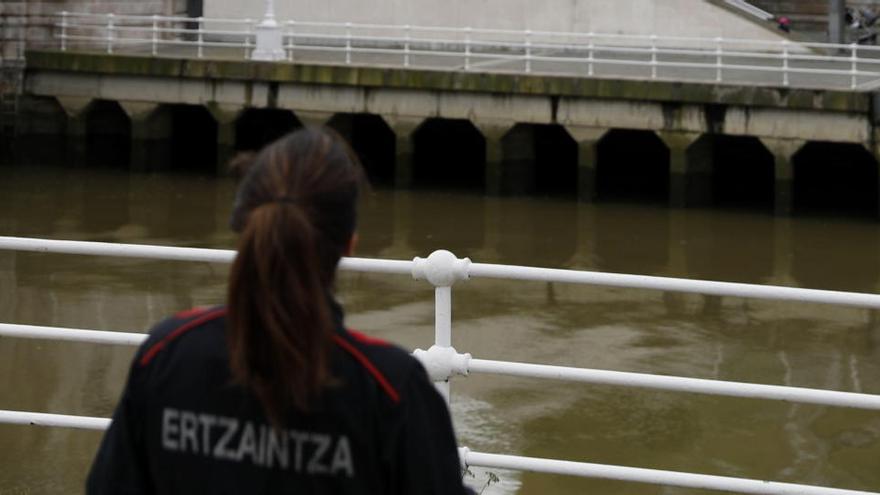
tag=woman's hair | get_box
[227,127,363,426]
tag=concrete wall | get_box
[207,0,789,41]
[0,0,178,61]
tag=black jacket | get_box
[87,301,470,494]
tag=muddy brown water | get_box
[0,165,878,494]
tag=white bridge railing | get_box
[51,12,880,91]
[1,236,879,495]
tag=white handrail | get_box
[6,237,880,308]
[46,12,880,91]
[0,408,874,494]
[2,236,879,495]
[3,322,880,410]
[462,450,878,495]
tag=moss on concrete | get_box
[24,50,871,113]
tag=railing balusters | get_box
[197,17,204,59]
[45,13,880,91]
[525,29,532,73]
[106,13,115,54]
[782,40,789,87]
[287,21,295,62]
[851,42,858,89]
[151,15,159,56]
[464,26,472,71]
[245,19,253,59]
[345,22,352,65]
[60,11,68,52]
[404,24,411,68]
[587,32,594,76]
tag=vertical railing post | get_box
[782,40,789,87]
[197,17,204,59]
[650,34,658,79]
[404,24,411,68]
[287,21,295,62]
[245,19,254,59]
[525,29,532,74]
[587,32,594,76]
[851,42,859,89]
[60,11,68,52]
[411,250,471,405]
[345,22,352,65]
[106,13,115,54]
[434,286,452,401]
[715,36,723,83]
[464,26,472,71]
[151,15,158,56]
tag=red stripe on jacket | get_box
[333,334,401,403]
[139,308,228,366]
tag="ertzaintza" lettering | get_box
[161,408,354,477]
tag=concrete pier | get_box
[14,50,880,217]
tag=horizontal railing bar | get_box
[55,12,880,54]
[0,323,146,345]
[467,359,880,410]
[464,450,879,495]
[3,323,879,409]
[5,237,880,307]
[467,262,880,308]
[0,410,110,430]
[0,407,874,494]
[0,237,414,275]
[0,236,235,263]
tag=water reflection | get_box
[593,203,670,275]
[790,217,880,293]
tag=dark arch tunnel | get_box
[793,141,878,218]
[501,123,578,198]
[85,100,131,169]
[234,108,302,153]
[328,113,396,186]
[709,135,775,210]
[162,104,218,174]
[596,129,669,203]
[413,118,486,191]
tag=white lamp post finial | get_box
[251,0,285,60]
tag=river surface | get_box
[0,164,879,494]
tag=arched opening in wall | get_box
[234,108,301,152]
[327,113,395,186]
[413,118,485,191]
[535,124,577,197]
[793,141,878,218]
[500,124,577,197]
[169,105,218,173]
[596,129,669,203]
[85,100,131,168]
[711,135,774,210]
[13,96,68,166]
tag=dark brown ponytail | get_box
[226,127,362,426]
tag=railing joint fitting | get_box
[412,250,471,287]
[413,345,471,382]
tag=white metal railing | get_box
[49,12,880,91]
[1,236,879,495]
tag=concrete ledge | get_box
[24,49,871,113]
